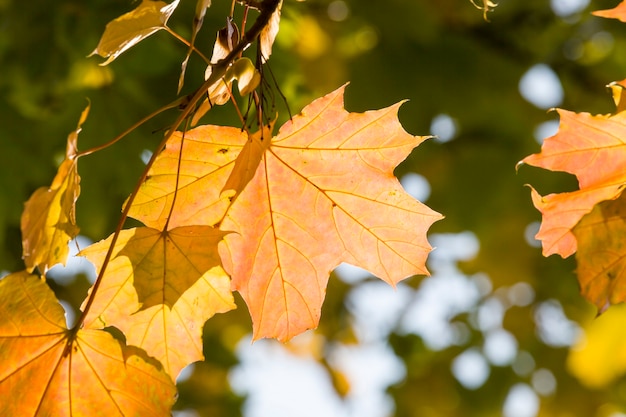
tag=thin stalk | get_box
[76,98,182,158]
[241,5,250,39]
[165,26,211,64]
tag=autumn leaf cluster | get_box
[0,0,442,414]
[520,3,626,313]
[8,0,626,414]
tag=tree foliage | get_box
[2,0,442,413]
[6,0,626,416]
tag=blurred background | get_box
[3,0,626,416]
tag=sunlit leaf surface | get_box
[90,0,180,66]
[21,105,88,273]
[522,109,626,258]
[80,226,235,379]
[0,272,176,416]
[130,85,442,341]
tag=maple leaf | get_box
[520,108,626,258]
[573,192,626,310]
[79,226,235,379]
[20,104,87,273]
[0,271,176,416]
[128,125,247,229]
[593,1,626,21]
[90,0,180,66]
[129,85,442,341]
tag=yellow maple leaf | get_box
[0,271,176,415]
[21,104,88,273]
[79,226,235,379]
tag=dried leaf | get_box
[90,0,180,66]
[259,0,282,62]
[204,18,240,84]
[0,271,176,415]
[191,19,242,122]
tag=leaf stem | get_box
[226,84,247,127]
[165,26,211,64]
[241,5,250,39]
[76,99,183,158]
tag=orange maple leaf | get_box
[573,193,626,310]
[130,85,442,341]
[21,105,87,273]
[0,271,176,416]
[79,226,235,379]
[593,1,626,21]
[521,108,626,258]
